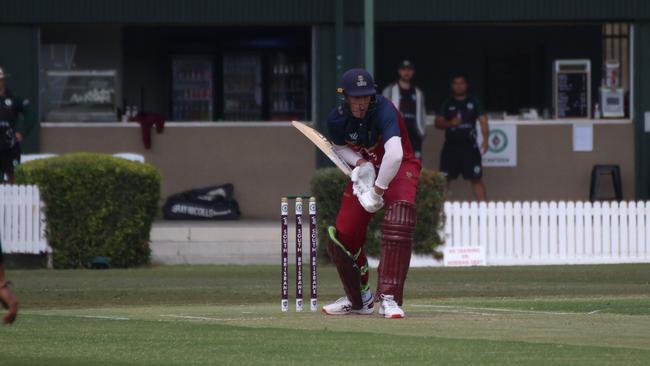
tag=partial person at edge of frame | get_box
[435,73,489,201]
[0,237,19,325]
[0,66,34,184]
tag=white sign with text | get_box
[443,246,486,267]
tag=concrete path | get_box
[151,220,294,265]
[150,220,441,266]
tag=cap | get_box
[399,60,414,70]
[338,68,376,97]
[0,67,8,79]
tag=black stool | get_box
[589,165,622,202]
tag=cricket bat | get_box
[291,121,353,176]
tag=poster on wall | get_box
[477,124,517,167]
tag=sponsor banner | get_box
[170,204,233,218]
[477,124,517,167]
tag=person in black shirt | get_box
[0,67,31,184]
[383,60,427,160]
[435,74,489,200]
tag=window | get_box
[602,23,630,92]
[599,23,631,119]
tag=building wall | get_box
[122,27,170,118]
[0,26,39,153]
[1,0,649,25]
[634,22,650,199]
[121,26,313,120]
[0,0,339,25]
[421,122,635,201]
[2,1,644,206]
[39,121,634,220]
[374,24,603,116]
[374,0,650,22]
[40,125,315,219]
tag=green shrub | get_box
[15,153,161,269]
[310,168,446,260]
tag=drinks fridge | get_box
[171,50,309,121]
[222,54,263,121]
[222,51,309,121]
[172,57,214,121]
[269,53,309,121]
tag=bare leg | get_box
[471,179,487,201]
[0,262,20,324]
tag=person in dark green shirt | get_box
[0,238,19,325]
[435,74,489,200]
[0,67,33,184]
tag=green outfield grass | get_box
[1,264,650,365]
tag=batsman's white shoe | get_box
[322,296,374,315]
[378,294,405,319]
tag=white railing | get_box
[0,185,49,254]
[444,201,650,265]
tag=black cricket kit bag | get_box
[163,183,241,220]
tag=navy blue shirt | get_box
[328,95,401,150]
[438,95,484,145]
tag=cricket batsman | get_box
[322,68,420,318]
[0,237,19,324]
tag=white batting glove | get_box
[358,188,384,213]
[351,162,376,197]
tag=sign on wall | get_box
[553,59,591,119]
[477,124,517,167]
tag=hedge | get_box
[310,168,446,260]
[15,153,161,269]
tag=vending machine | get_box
[268,52,310,121]
[222,54,263,121]
[171,57,214,121]
[169,40,309,121]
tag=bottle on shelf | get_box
[594,103,601,119]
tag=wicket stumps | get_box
[281,196,318,312]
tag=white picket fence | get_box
[444,201,650,265]
[0,185,49,254]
